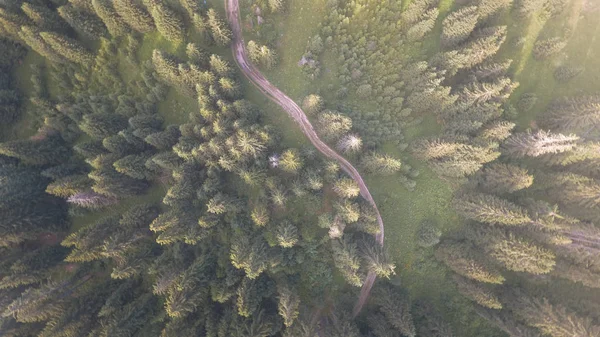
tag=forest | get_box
[0,0,599,336]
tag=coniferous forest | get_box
[0,0,599,336]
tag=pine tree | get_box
[533,37,566,60]
[477,0,514,21]
[269,0,285,13]
[490,233,556,274]
[478,163,534,194]
[230,235,269,279]
[92,0,130,36]
[209,54,233,77]
[277,284,300,327]
[206,8,231,46]
[333,177,360,198]
[337,134,363,154]
[512,296,600,337]
[454,193,532,226]
[21,3,65,33]
[276,221,299,248]
[251,204,270,227]
[79,113,128,139]
[18,26,65,63]
[435,242,506,284]
[477,120,515,141]
[317,110,353,141]
[361,239,396,278]
[114,0,155,33]
[543,96,600,133]
[279,149,303,173]
[0,136,70,165]
[0,7,32,41]
[361,152,402,175]
[301,94,324,115]
[114,153,156,179]
[149,2,185,44]
[503,130,579,158]
[335,200,361,223]
[441,6,479,48]
[40,31,94,66]
[375,286,416,337]
[453,275,502,309]
[331,237,363,287]
[406,8,438,42]
[58,4,109,40]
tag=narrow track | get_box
[225,0,384,316]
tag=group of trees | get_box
[0,1,431,336]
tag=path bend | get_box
[225,0,384,317]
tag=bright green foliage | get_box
[230,235,269,279]
[247,40,277,69]
[490,234,555,274]
[113,0,155,33]
[454,193,532,226]
[277,284,300,327]
[361,152,402,175]
[335,200,361,223]
[441,6,479,48]
[268,0,285,13]
[333,177,360,198]
[40,31,94,66]
[206,8,231,46]
[149,2,185,44]
[92,0,130,36]
[276,221,299,248]
[301,94,324,115]
[316,110,352,141]
[46,175,92,197]
[361,240,396,278]
[279,149,303,173]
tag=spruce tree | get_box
[149,2,185,44]
[503,130,579,158]
[478,163,534,194]
[58,4,109,40]
[543,96,600,133]
[441,6,479,48]
[454,192,532,226]
[92,0,130,36]
[113,0,155,33]
[206,8,231,46]
[40,31,94,66]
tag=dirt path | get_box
[225,0,384,317]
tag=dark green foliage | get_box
[58,4,109,40]
[79,113,129,139]
[416,220,442,248]
[0,135,70,165]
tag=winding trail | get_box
[225,0,384,317]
